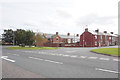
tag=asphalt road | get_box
[1,46,119,78]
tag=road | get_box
[2,46,119,78]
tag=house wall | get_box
[52,35,63,43]
[80,31,96,47]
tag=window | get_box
[95,35,97,39]
[85,42,87,46]
[56,37,58,41]
[68,39,71,43]
[48,38,50,40]
[95,41,97,46]
[109,37,111,40]
[101,36,102,39]
[63,39,65,42]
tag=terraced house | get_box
[80,28,118,47]
[44,32,80,47]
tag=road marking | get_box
[62,55,70,57]
[65,51,76,53]
[1,56,8,58]
[70,55,77,58]
[45,59,63,64]
[57,54,64,56]
[29,57,63,64]
[96,68,120,74]
[113,59,119,62]
[12,54,19,56]
[29,57,43,60]
[79,56,87,58]
[99,58,109,61]
[1,56,15,62]
[51,54,56,55]
[88,57,98,59]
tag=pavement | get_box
[1,46,119,78]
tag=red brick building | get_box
[80,28,118,47]
[44,32,80,47]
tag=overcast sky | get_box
[0,0,119,35]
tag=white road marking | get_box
[57,54,64,56]
[96,68,120,74]
[99,58,109,61]
[45,60,63,64]
[51,54,56,55]
[113,59,119,62]
[79,56,87,58]
[88,57,98,59]
[1,56,8,58]
[70,55,77,58]
[12,54,19,56]
[29,57,43,60]
[1,56,15,62]
[62,55,70,57]
[65,51,76,53]
[29,56,63,64]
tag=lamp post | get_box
[13,31,15,46]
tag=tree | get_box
[14,29,35,46]
[14,29,26,45]
[25,30,35,46]
[36,33,47,47]
[2,29,14,44]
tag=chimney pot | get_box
[110,32,113,34]
[76,34,79,37]
[104,31,107,33]
[67,33,70,36]
[56,32,58,35]
[85,28,88,32]
[95,29,99,33]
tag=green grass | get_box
[8,46,58,50]
[91,48,120,56]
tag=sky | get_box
[0,0,119,35]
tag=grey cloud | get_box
[76,14,117,26]
[56,10,72,18]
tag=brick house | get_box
[80,28,118,47]
[44,32,80,47]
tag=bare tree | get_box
[36,33,47,47]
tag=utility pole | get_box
[74,33,75,43]
[13,31,15,46]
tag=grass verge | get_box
[91,48,120,56]
[8,46,58,50]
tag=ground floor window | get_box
[95,41,97,46]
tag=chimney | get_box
[104,31,107,33]
[85,28,88,32]
[110,32,113,34]
[95,29,99,33]
[56,32,58,35]
[67,33,70,36]
[76,34,79,37]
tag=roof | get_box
[45,33,79,39]
[88,30,117,36]
[45,34,54,38]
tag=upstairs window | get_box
[56,37,58,41]
[95,35,97,39]
[63,39,65,41]
[101,36,102,39]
